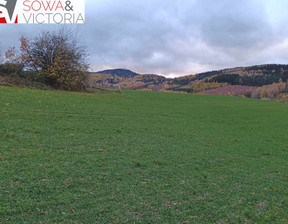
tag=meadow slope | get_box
[0,87,288,223]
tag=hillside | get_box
[85,64,288,100]
[173,64,288,88]
[1,86,288,223]
[2,63,287,100]
[96,68,139,77]
[86,70,167,90]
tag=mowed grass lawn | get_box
[0,86,288,224]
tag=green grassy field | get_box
[0,86,288,223]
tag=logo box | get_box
[0,0,85,24]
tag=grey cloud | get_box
[0,0,287,76]
[83,0,284,75]
[194,0,270,47]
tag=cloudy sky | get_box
[1,0,288,77]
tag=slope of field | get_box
[1,87,288,223]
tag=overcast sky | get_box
[1,0,288,77]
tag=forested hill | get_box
[173,64,288,87]
[96,69,139,77]
[88,64,288,92]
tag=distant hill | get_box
[87,64,288,95]
[97,68,139,77]
[171,64,288,90]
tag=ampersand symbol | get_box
[65,0,73,11]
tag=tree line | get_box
[210,73,288,86]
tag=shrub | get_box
[0,63,23,76]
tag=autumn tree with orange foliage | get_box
[20,29,88,90]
